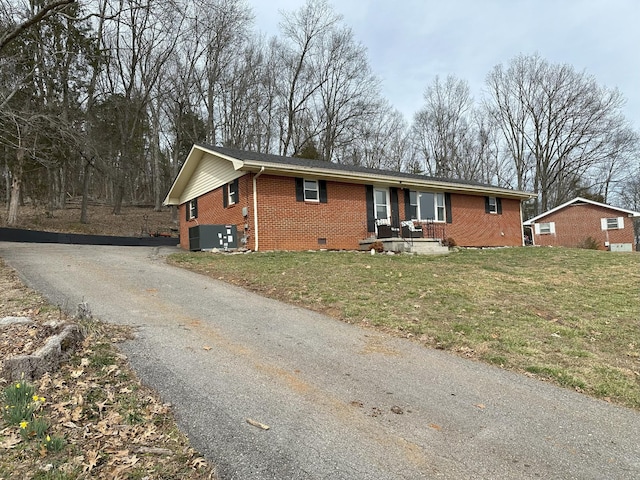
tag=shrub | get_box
[370,241,384,253]
[442,237,457,247]
[577,236,600,250]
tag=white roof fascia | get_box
[523,196,640,225]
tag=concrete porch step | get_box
[359,238,449,255]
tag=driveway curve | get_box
[1,243,638,479]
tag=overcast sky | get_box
[248,0,640,131]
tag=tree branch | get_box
[0,0,76,53]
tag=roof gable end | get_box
[524,197,640,225]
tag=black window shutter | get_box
[185,201,189,221]
[319,180,327,203]
[193,198,197,218]
[497,198,502,214]
[223,184,228,208]
[404,189,412,220]
[445,192,453,224]
[390,187,400,227]
[366,185,375,232]
[295,178,304,202]
[484,196,490,213]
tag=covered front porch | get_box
[359,220,450,255]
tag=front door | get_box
[373,188,391,237]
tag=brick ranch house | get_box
[523,197,640,252]
[163,144,536,252]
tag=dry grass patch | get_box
[169,247,640,409]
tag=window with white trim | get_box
[304,179,319,202]
[187,198,197,220]
[228,180,238,205]
[601,217,624,230]
[535,222,555,235]
[409,191,446,222]
[488,196,497,213]
[374,188,388,220]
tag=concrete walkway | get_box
[1,243,638,479]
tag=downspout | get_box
[520,200,525,246]
[252,167,265,251]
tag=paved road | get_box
[1,243,638,479]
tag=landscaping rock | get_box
[2,324,84,381]
[0,316,33,326]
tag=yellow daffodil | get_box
[15,383,20,389]
[46,435,51,442]
[33,395,39,402]
[19,420,28,429]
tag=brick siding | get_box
[530,203,636,250]
[446,194,523,247]
[180,174,525,250]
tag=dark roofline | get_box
[199,144,519,192]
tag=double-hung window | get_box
[223,179,239,208]
[602,217,624,230]
[304,179,319,202]
[228,180,238,205]
[485,196,502,214]
[536,222,555,234]
[187,198,197,220]
[488,197,497,213]
[295,178,327,203]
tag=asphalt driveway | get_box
[1,243,638,479]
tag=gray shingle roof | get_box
[200,144,507,191]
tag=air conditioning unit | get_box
[188,225,238,251]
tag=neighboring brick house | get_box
[523,197,640,251]
[163,144,535,252]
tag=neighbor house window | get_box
[602,217,624,230]
[410,191,446,222]
[304,179,319,202]
[536,222,555,234]
[187,198,197,220]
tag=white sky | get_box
[248,0,640,131]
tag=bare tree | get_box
[315,25,379,162]
[191,0,253,145]
[412,75,484,180]
[338,101,410,171]
[485,53,636,213]
[0,0,76,53]
[276,0,340,156]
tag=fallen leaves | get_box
[83,449,100,473]
[0,430,22,449]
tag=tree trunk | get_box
[7,147,25,225]
[112,181,124,215]
[80,159,91,224]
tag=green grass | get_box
[169,247,640,409]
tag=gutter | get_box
[240,161,535,200]
[252,167,265,251]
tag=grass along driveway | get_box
[169,247,640,410]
